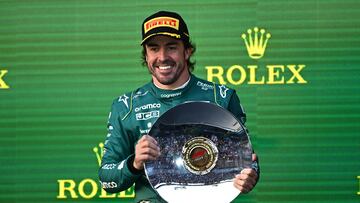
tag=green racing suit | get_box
[98,75,259,203]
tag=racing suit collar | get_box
[146,75,195,100]
[153,76,191,90]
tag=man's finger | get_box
[137,136,160,151]
[241,168,258,178]
[140,141,160,151]
[233,180,251,194]
[236,173,257,186]
[141,135,158,144]
[137,153,159,161]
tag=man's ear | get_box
[185,48,193,60]
[143,46,148,61]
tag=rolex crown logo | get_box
[93,142,104,166]
[241,27,271,59]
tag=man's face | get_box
[145,35,191,89]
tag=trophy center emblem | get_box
[182,137,218,175]
[190,147,209,167]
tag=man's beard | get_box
[149,59,186,86]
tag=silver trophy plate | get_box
[145,102,253,203]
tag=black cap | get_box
[141,11,190,45]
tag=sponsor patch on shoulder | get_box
[197,81,214,91]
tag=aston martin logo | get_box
[182,137,218,175]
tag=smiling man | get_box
[99,11,259,203]
[144,35,191,89]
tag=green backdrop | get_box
[0,0,359,202]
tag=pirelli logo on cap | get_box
[144,17,179,34]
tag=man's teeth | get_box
[159,66,172,70]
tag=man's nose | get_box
[158,48,168,62]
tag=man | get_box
[99,11,259,203]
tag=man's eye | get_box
[150,47,158,52]
[169,46,177,50]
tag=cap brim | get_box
[141,32,181,45]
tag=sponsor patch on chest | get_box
[135,103,161,112]
[136,111,160,120]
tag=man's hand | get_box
[133,135,161,170]
[233,154,258,194]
